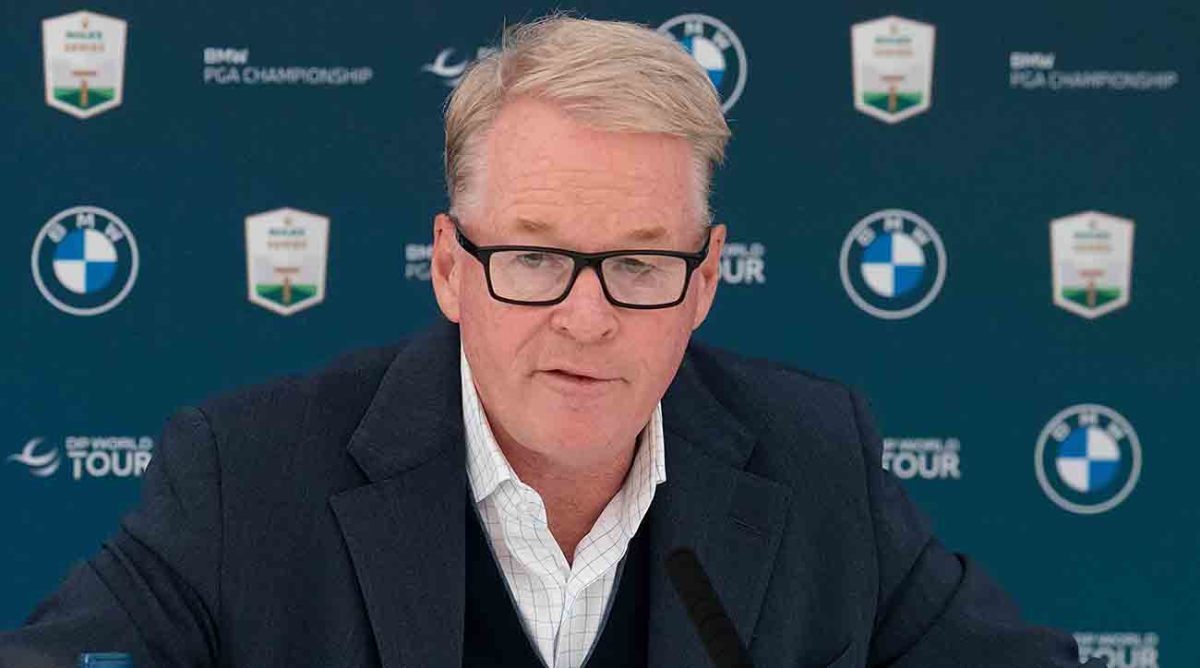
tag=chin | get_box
[531,380,628,412]
[528,421,617,457]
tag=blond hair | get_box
[443,14,730,225]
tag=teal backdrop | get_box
[3,1,1196,665]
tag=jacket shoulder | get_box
[188,339,412,465]
[683,340,868,463]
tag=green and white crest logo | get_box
[851,16,935,124]
[245,208,329,316]
[1051,211,1134,319]
[42,10,127,119]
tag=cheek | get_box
[457,261,489,308]
[625,311,695,386]
[459,265,512,338]
[460,279,546,374]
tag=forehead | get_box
[479,96,696,245]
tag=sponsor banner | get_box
[8,436,154,481]
[1074,631,1159,667]
[32,206,139,316]
[203,47,373,86]
[658,14,747,113]
[1010,52,1179,92]
[43,10,127,119]
[1051,211,1134,319]
[839,209,946,319]
[405,242,434,281]
[422,45,496,87]
[851,16,935,123]
[883,437,962,480]
[245,208,330,316]
[720,241,766,285]
[1036,404,1141,515]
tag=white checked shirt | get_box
[460,348,666,668]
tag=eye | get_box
[614,257,656,274]
[516,252,550,268]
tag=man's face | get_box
[431,96,725,471]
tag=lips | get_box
[544,366,619,383]
[544,368,616,382]
[537,367,621,394]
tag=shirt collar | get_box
[460,345,666,506]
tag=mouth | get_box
[537,368,621,393]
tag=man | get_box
[2,15,1101,668]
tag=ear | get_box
[690,224,725,330]
[430,213,462,323]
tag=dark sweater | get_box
[462,502,650,667]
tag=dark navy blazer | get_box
[1,320,1103,667]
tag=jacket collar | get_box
[344,319,466,482]
[651,342,792,665]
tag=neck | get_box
[497,434,637,564]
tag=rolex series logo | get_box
[42,10,128,119]
[1050,211,1135,319]
[851,16,935,124]
[245,208,330,316]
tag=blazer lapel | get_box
[330,320,467,668]
[649,353,793,666]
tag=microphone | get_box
[78,653,133,667]
[665,548,753,668]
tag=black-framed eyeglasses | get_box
[449,214,712,309]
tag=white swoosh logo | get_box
[421,48,469,85]
[7,438,61,477]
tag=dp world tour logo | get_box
[1036,404,1141,515]
[42,10,127,119]
[7,436,154,480]
[7,439,61,477]
[32,206,139,316]
[658,14,746,113]
[839,209,946,319]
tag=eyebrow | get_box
[514,217,670,244]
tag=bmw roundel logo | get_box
[1035,404,1141,515]
[31,206,139,316]
[839,209,946,319]
[658,14,747,113]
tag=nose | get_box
[549,267,618,343]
